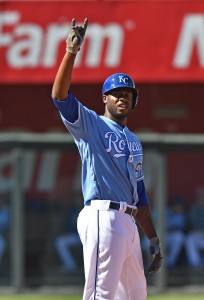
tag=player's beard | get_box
[106,104,131,122]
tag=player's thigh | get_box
[96,211,135,299]
[114,252,147,300]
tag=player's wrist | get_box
[65,50,77,57]
[149,237,159,243]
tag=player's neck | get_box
[103,112,127,126]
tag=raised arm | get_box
[52,18,88,100]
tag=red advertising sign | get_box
[0,1,204,83]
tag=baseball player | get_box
[52,18,162,300]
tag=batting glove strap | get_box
[149,237,160,256]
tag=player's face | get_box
[103,88,133,125]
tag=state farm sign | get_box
[0,11,124,68]
[0,1,204,83]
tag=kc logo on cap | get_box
[118,75,129,85]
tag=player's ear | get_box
[102,94,107,104]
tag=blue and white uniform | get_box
[53,91,148,300]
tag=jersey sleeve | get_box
[137,180,149,206]
[136,164,144,182]
[52,91,97,141]
[53,92,78,123]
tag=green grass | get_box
[148,295,204,299]
[0,297,79,300]
[0,294,203,300]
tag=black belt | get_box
[109,202,138,218]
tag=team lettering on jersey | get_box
[104,131,142,159]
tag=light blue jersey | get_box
[53,91,147,206]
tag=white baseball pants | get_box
[77,201,147,300]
